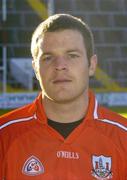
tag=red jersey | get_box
[0,91,127,180]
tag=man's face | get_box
[33,29,97,103]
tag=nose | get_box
[54,56,67,71]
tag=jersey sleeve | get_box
[0,133,4,179]
[0,132,5,180]
[118,129,127,178]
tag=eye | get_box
[42,55,53,61]
[68,53,80,59]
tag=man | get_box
[0,14,127,180]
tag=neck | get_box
[42,91,89,123]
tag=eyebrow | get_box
[42,52,51,56]
[66,49,83,54]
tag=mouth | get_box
[53,79,72,84]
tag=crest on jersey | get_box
[91,155,113,179]
[22,155,44,176]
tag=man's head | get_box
[31,13,94,64]
[31,14,97,103]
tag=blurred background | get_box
[0,0,127,115]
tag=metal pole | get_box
[47,0,55,16]
[3,46,7,93]
[2,0,7,93]
[2,0,7,21]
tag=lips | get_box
[53,79,72,84]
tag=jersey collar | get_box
[32,90,99,125]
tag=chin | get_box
[51,95,79,104]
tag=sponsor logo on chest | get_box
[22,156,44,176]
[91,155,113,179]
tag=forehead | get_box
[38,29,86,51]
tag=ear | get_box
[89,54,97,77]
[32,60,39,80]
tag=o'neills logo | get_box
[57,151,79,159]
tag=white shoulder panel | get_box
[99,119,127,131]
[0,114,37,130]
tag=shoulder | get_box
[0,103,36,131]
[95,105,127,153]
[0,104,37,157]
[97,105,127,131]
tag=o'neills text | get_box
[57,151,80,159]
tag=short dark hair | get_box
[31,14,94,63]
